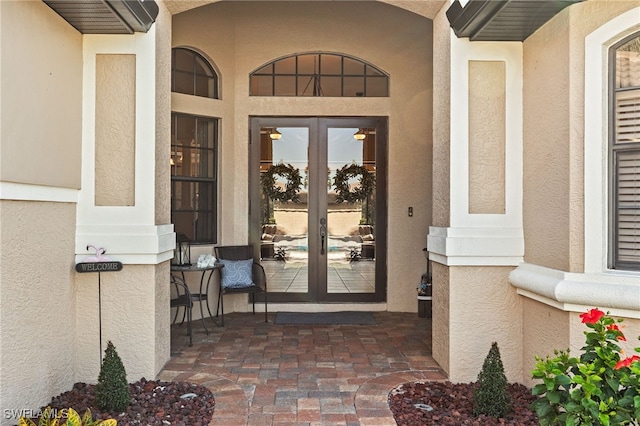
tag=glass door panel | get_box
[326,127,376,294]
[259,127,310,294]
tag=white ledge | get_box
[0,182,78,203]
[75,224,175,265]
[427,226,524,266]
[510,263,640,317]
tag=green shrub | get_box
[18,407,116,426]
[472,341,511,418]
[95,341,130,412]
[531,308,640,426]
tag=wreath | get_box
[333,163,375,203]
[261,163,302,203]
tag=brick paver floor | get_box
[159,311,446,425]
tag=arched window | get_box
[250,52,388,97]
[610,33,640,270]
[172,48,218,98]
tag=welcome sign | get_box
[75,262,123,273]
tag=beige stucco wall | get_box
[431,3,451,229]
[0,2,83,422]
[521,299,571,388]
[468,60,506,214]
[431,261,450,374]
[0,201,77,423]
[75,264,169,382]
[95,54,136,206]
[522,0,639,272]
[430,4,451,375]
[172,1,434,312]
[155,3,172,226]
[0,0,82,189]
[522,12,572,271]
[1,0,173,418]
[154,5,173,373]
[448,266,523,383]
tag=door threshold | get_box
[257,303,388,313]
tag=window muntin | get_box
[610,33,640,270]
[250,52,389,97]
[171,48,218,99]
[171,113,218,244]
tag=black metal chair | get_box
[214,245,267,326]
[170,274,193,346]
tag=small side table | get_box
[170,263,223,334]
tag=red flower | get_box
[579,308,605,324]
[614,355,640,370]
[607,324,626,341]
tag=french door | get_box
[249,117,387,303]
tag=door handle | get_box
[320,218,327,255]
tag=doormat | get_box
[274,311,376,325]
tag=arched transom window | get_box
[250,52,389,97]
[172,47,218,99]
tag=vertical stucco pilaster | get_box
[428,4,524,383]
[75,265,162,381]
[432,4,451,229]
[153,2,173,376]
[75,15,173,383]
[431,262,450,374]
[155,2,172,227]
[430,2,452,378]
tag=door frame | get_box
[249,116,388,303]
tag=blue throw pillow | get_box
[219,259,254,289]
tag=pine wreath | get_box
[261,163,302,203]
[333,164,375,203]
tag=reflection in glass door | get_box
[250,117,386,303]
[325,127,376,294]
[260,127,310,294]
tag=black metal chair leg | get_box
[220,292,224,327]
[216,291,224,327]
[198,295,209,335]
[204,270,215,318]
[187,302,192,346]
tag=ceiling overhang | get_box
[446,0,583,42]
[43,0,159,34]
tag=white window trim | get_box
[585,7,640,276]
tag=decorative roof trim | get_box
[446,0,583,42]
[43,0,159,34]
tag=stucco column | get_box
[74,6,173,383]
[429,6,525,383]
